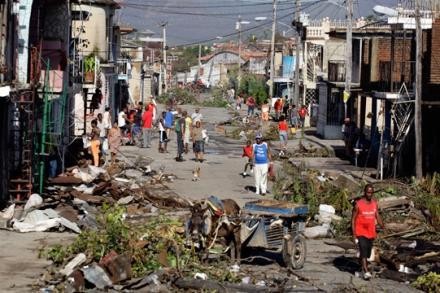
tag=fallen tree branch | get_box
[383,227,426,239]
[240,256,277,264]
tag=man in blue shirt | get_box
[164,107,174,139]
[252,133,271,195]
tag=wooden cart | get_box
[241,199,308,269]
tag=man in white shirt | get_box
[103,106,112,132]
[118,107,128,135]
[191,107,203,125]
[97,113,107,157]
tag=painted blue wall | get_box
[282,56,295,78]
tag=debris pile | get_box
[272,162,440,287]
[36,204,307,292]
[3,160,299,291]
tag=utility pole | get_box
[294,0,300,106]
[415,0,423,178]
[237,15,242,90]
[198,43,202,73]
[269,0,277,99]
[140,68,145,105]
[162,22,168,94]
[344,0,353,118]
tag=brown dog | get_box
[192,166,201,181]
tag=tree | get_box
[239,73,268,105]
[172,46,211,73]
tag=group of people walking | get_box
[86,98,207,167]
[171,107,205,162]
[88,106,119,166]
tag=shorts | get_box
[184,131,191,144]
[159,130,168,143]
[193,140,205,153]
[279,131,288,142]
[357,236,374,258]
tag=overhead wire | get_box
[122,5,297,17]
[74,0,334,50]
[123,0,296,9]
[172,0,324,47]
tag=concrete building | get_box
[0,0,126,205]
[70,0,122,135]
[0,0,19,205]
[179,46,268,88]
[120,30,164,105]
[311,9,440,176]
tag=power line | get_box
[123,5,297,17]
[172,0,323,47]
[123,0,296,9]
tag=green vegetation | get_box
[412,173,440,229]
[43,204,190,277]
[413,272,440,293]
[238,73,268,105]
[157,87,198,105]
[173,46,211,72]
[41,204,243,281]
[202,86,229,107]
[201,96,229,108]
[84,55,96,73]
[272,162,352,216]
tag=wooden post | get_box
[238,16,242,90]
[344,0,353,118]
[269,0,277,99]
[162,22,168,93]
[294,0,300,106]
[415,0,423,178]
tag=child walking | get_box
[241,140,253,177]
[278,115,288,156]
[158,111,168,153]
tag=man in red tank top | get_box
[351,184,385,280]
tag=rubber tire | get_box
[282,234,306,269]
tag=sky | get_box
[118,0,400,46]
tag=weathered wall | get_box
[428,19,440,84]
[72,4,114,61]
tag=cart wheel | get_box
[282,235,306,269]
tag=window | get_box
[71,11,91,21]
[326,88,344,125]
[328,61,345,82]
[379,61,391,83]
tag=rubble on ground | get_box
[2,149,439,291]
[0,157,186,234]
[272,161,440,288]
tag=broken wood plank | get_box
[93,181,111,195]
[383,227,426,239]
[71,191,106,205]
[378,196,410,210]
[49,176,83,185]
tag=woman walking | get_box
[108,122,121,163]
[90,119,101,166]
[192,120,205,162]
